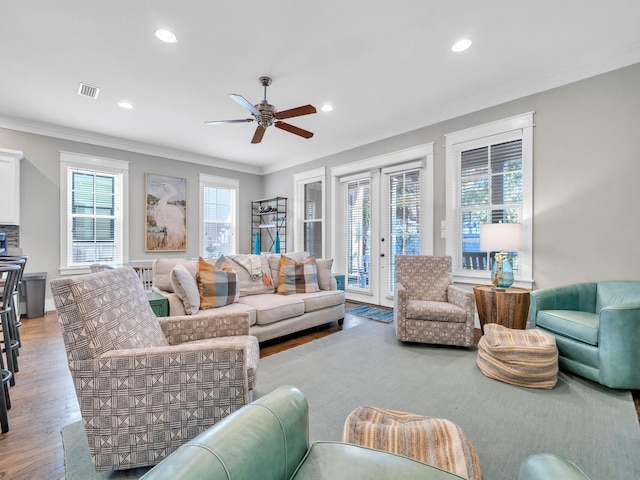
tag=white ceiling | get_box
[1,1,639,174]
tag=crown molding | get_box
[0,115,263,176]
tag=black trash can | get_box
[21,272,47,318]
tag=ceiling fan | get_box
[205,76,317,144]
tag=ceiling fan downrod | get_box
[256,76,275,128]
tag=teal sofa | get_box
[140,385,590,479]
[530,280,640,389]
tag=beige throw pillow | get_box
[170,263,200,315]
[315,258,334,290]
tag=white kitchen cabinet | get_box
[0,148,22,225]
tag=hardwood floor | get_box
[0,311,79,480]
[1,306,638,479]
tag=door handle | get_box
[380,253,385,257]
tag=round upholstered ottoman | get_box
[343,405,482,480]
[477,323,558,389]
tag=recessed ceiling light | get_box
[452,39,472,53]
[118,102,134,109]
[155,29,177,43]
[321,104,334,112]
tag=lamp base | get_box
[491,257,514,290]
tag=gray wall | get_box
[263,62,640,290]
[0,129,263,307]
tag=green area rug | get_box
[345,304,394,322]
[62,321,640,479]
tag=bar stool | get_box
[0,364,11,433]
[0,263,21,388]
[0,256,27,351]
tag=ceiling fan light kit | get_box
[205,76,317,144]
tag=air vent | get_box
[78,82,100,99]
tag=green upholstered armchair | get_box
[529,281,640,389]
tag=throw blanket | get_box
[228,254,272,286]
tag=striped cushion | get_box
[277,255,320,295]
[343,406,482,480]
[477,323,558,389]
[196,257,239,309]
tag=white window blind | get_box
[345,177,371,290]
[460,139,523,271]
[386,168,421,291]
[200,174,238,258]
[68,168,122,264]
[303,180,323,258]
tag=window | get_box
[200,174,238,258]
[294,168,325,258]
[445,112,533,287]
[59,152,128,274]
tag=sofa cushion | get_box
[277,255,320,295]
[291,290,345,313]
[153,258,198,293]
[238,294,305,326]
[197,257,240,309]
[170,263,200,315]
[536,310,599,346]
[268,252,310,289]
[405,299,467,323]
[228,254,275,297]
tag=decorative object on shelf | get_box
[253,232,260,255]
[274,232,281,253]
[480,223,522,289]
[145,173,187,252]
[251,197,287,254]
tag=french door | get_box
[341,162,423,307]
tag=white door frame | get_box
[330,143,434,306]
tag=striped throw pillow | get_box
[196,256,239,309]
[277,255,320,295]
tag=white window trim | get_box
[293,167,326,257]
[199,173,239,257]
[444,112,534,288]
[59,151,129,275]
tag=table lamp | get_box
[479,223,522,289]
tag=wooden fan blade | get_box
[204,118,254,125]
[275,121,314,139]
[230,94,261,117]
[251,126,266,144]
[274,104,317,120]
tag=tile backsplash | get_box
[0,224,20,249]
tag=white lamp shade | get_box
[480,223,522,252]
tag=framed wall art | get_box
[145,173,187,251]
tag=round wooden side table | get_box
[473,285,531,331]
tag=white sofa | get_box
[152,252,345,343]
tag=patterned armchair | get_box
[394,255,475,347]
[50,267,259,471]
